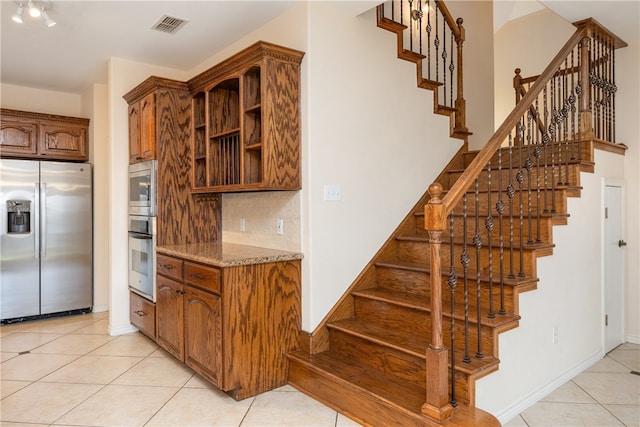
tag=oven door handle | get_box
[128,231,153,239]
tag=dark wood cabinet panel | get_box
[155,274,185,361]
[184,285,222,386]
[0,109,89,161]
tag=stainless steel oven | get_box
[128,160,157,216]
[128,215,156,302]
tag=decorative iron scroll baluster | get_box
[447,212,457,407]
[418,0,423,55]
[612,41,617,144]
[542,86,550,213]
[486,161,495,318]
[449,28,454,107]
[473,178,483,359]
[461,193,470,364]
[434,1,439,82]
[563,58,570,185]
[497,148,506,315]
[525,111,534,245]
[408,0,414,50]
[426,0,432,80]
[507,133,516,279]
[516,123,526,278]
[534,100,543,244]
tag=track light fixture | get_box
[12,1,55,27]
[12,3,24,23]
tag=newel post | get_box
[578,35,594,137]
[454,18,468,135]
[421,183,455,422]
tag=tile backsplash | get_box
[221,191,301,252]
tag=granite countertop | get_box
[156,242,303,268]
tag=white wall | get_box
[484,3,639,421]
[81,83,109,312]
[616,39,640,343]
[106,58,189,334]
[0,83,82,116]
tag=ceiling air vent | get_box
[151,15,188,34]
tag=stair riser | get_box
[329,328,427,387]
[415,215,554,244]
[445,164,582,191]
[447,189,569,216]
[396,240,538,277]
[352,298,500,358]
[288,358,443,426]
[374,267,519,315]
[462,142,593,168]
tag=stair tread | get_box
[289,349,427,412]
[395,233,556,252]
[352,287,521,329]
[374,259,539,287]
[328,317,502,375]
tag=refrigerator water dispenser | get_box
[7,200,31,234]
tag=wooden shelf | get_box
[188,41,304,193]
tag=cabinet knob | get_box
[176,289,185,295]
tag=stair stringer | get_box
[375,6,472,142]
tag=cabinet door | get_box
[128,102,141,163]
[156,275,185,360]
[0,118,38,158]
[139,92,156,161]
[38,121,88,161]
[184,286,222,386]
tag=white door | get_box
[604,182,625,353]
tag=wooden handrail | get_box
[439,28,587,221]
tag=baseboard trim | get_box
[494,350,604,425]
[108,323,138,336]
[626,335,640,345]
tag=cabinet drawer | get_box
[184,262,220,294]
[130,291,156,339]
[157,254,183,281]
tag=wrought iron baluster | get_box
[542,85,550,213]
[408,0,414,51]
[486,161,495,319]
[461,194,470,363]
[525,111,534,245]
[434,2,439,82]
[426,0,432,80]
[473,178,483,358]
[507,133,516,279]
[496,148,506,315]
[449,28,454,108]
[448,213,458,407]
[534,100,543,244]
[515,124,525,278]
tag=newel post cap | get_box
[425,183,445,232]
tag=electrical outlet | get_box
[240,218,246,232]
[276,218,284,235]
[552,326,559,344]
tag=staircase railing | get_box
[377,0,469,136]
[422,18,626,421]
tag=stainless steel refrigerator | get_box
[1,159,93,322]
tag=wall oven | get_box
[128,215,156,302]
[128,160,157,216]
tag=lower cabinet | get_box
[154,251,301,400]
[129,291,156,339]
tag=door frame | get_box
[601,178,626,352]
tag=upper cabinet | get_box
[0,109,89,162]
[188,41,305,193]
[124,77,188,164]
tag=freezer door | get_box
[40,162,93,314]
[0,159,40,320]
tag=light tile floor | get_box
[0,312,638,426]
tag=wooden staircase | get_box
[288,3,627,426]
[288,141,600,426]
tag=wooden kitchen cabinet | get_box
[129,291,156,339]
[188,41,305,193]
[154,248,302,400]
[156,273,185,361]
[123,77,189,164]
[0,109,89,161]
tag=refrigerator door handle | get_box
[41,182,47,259]
[34,182,40,259]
